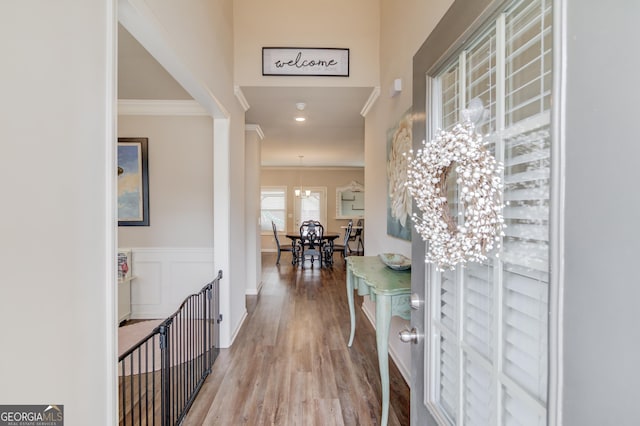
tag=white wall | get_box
[234,0,380,88]
[0,0,117,424]
[120,0,248,347]
[117,114,216,318]
[363,0,453,383]
[118,115,213,247]
[368,0,453,258]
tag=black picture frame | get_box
[117,137,149,226]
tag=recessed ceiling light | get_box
[295,102,306,122]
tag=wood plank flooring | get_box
[182,253,410,426]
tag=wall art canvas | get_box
[118,137,149,226]
[386,109,412,241]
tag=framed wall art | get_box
[386,109,412,241]
[118,137,149,226]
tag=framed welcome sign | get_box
[117,137,149,226]
[262,47,349,77]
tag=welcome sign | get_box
[262,47,349,77]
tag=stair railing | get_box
[118,270,222,426]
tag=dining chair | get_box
[350,218,364,255]
[299,220,324,268]
[331,220,353,262]
[272,221,294,265]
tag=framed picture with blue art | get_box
[386,109,412,241]
[118,137,149,226]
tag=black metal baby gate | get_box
[118,270,222,426]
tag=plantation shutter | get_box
[427,0,551,424]
[462,29,498,426]
[434,60,462,424]
[501,1,551,422]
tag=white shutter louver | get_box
[440,333,459,423]
[464,355,494,425]
[465,31,497,136]
[441,64,460,131]
[464,262,494,361]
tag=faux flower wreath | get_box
[406,121,505,270]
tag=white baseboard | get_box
[225,309,248,348]
[246,280,264,296]
[361,302,411,387]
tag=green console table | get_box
[346,256,411,426]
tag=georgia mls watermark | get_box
[0,405,63,426]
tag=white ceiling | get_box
[118,25,370,168]
[242,86,371,167]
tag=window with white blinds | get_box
[426,0,551,424]
[260,187,287,233]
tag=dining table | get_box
[286,232,341,266]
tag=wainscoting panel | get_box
[131,261,162,305]
[127,247,215,319]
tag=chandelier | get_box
[295,155,311,197]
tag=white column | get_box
[245,125,264,295]
[213,118,232,347]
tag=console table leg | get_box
[347,270,356,347]
[376,295,392,426]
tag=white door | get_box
[293,187,327,230]
[410,0,553,424]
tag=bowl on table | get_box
[378,253,411,270]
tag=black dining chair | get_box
[299,220,324,268]
[272,221,294,265]
[349,218,364,255]
[331,220,353,262]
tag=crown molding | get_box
[245,124,264,140]
[234,86,250,111]
[360,86,380,117]
[117,99,208,116]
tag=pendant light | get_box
[295,155,311,197]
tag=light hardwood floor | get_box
[182,252,410,425]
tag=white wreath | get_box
[407,121,504,270]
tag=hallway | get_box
[183,253,410,425]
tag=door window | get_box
[426,0,551,424]
[293,187,327,230]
